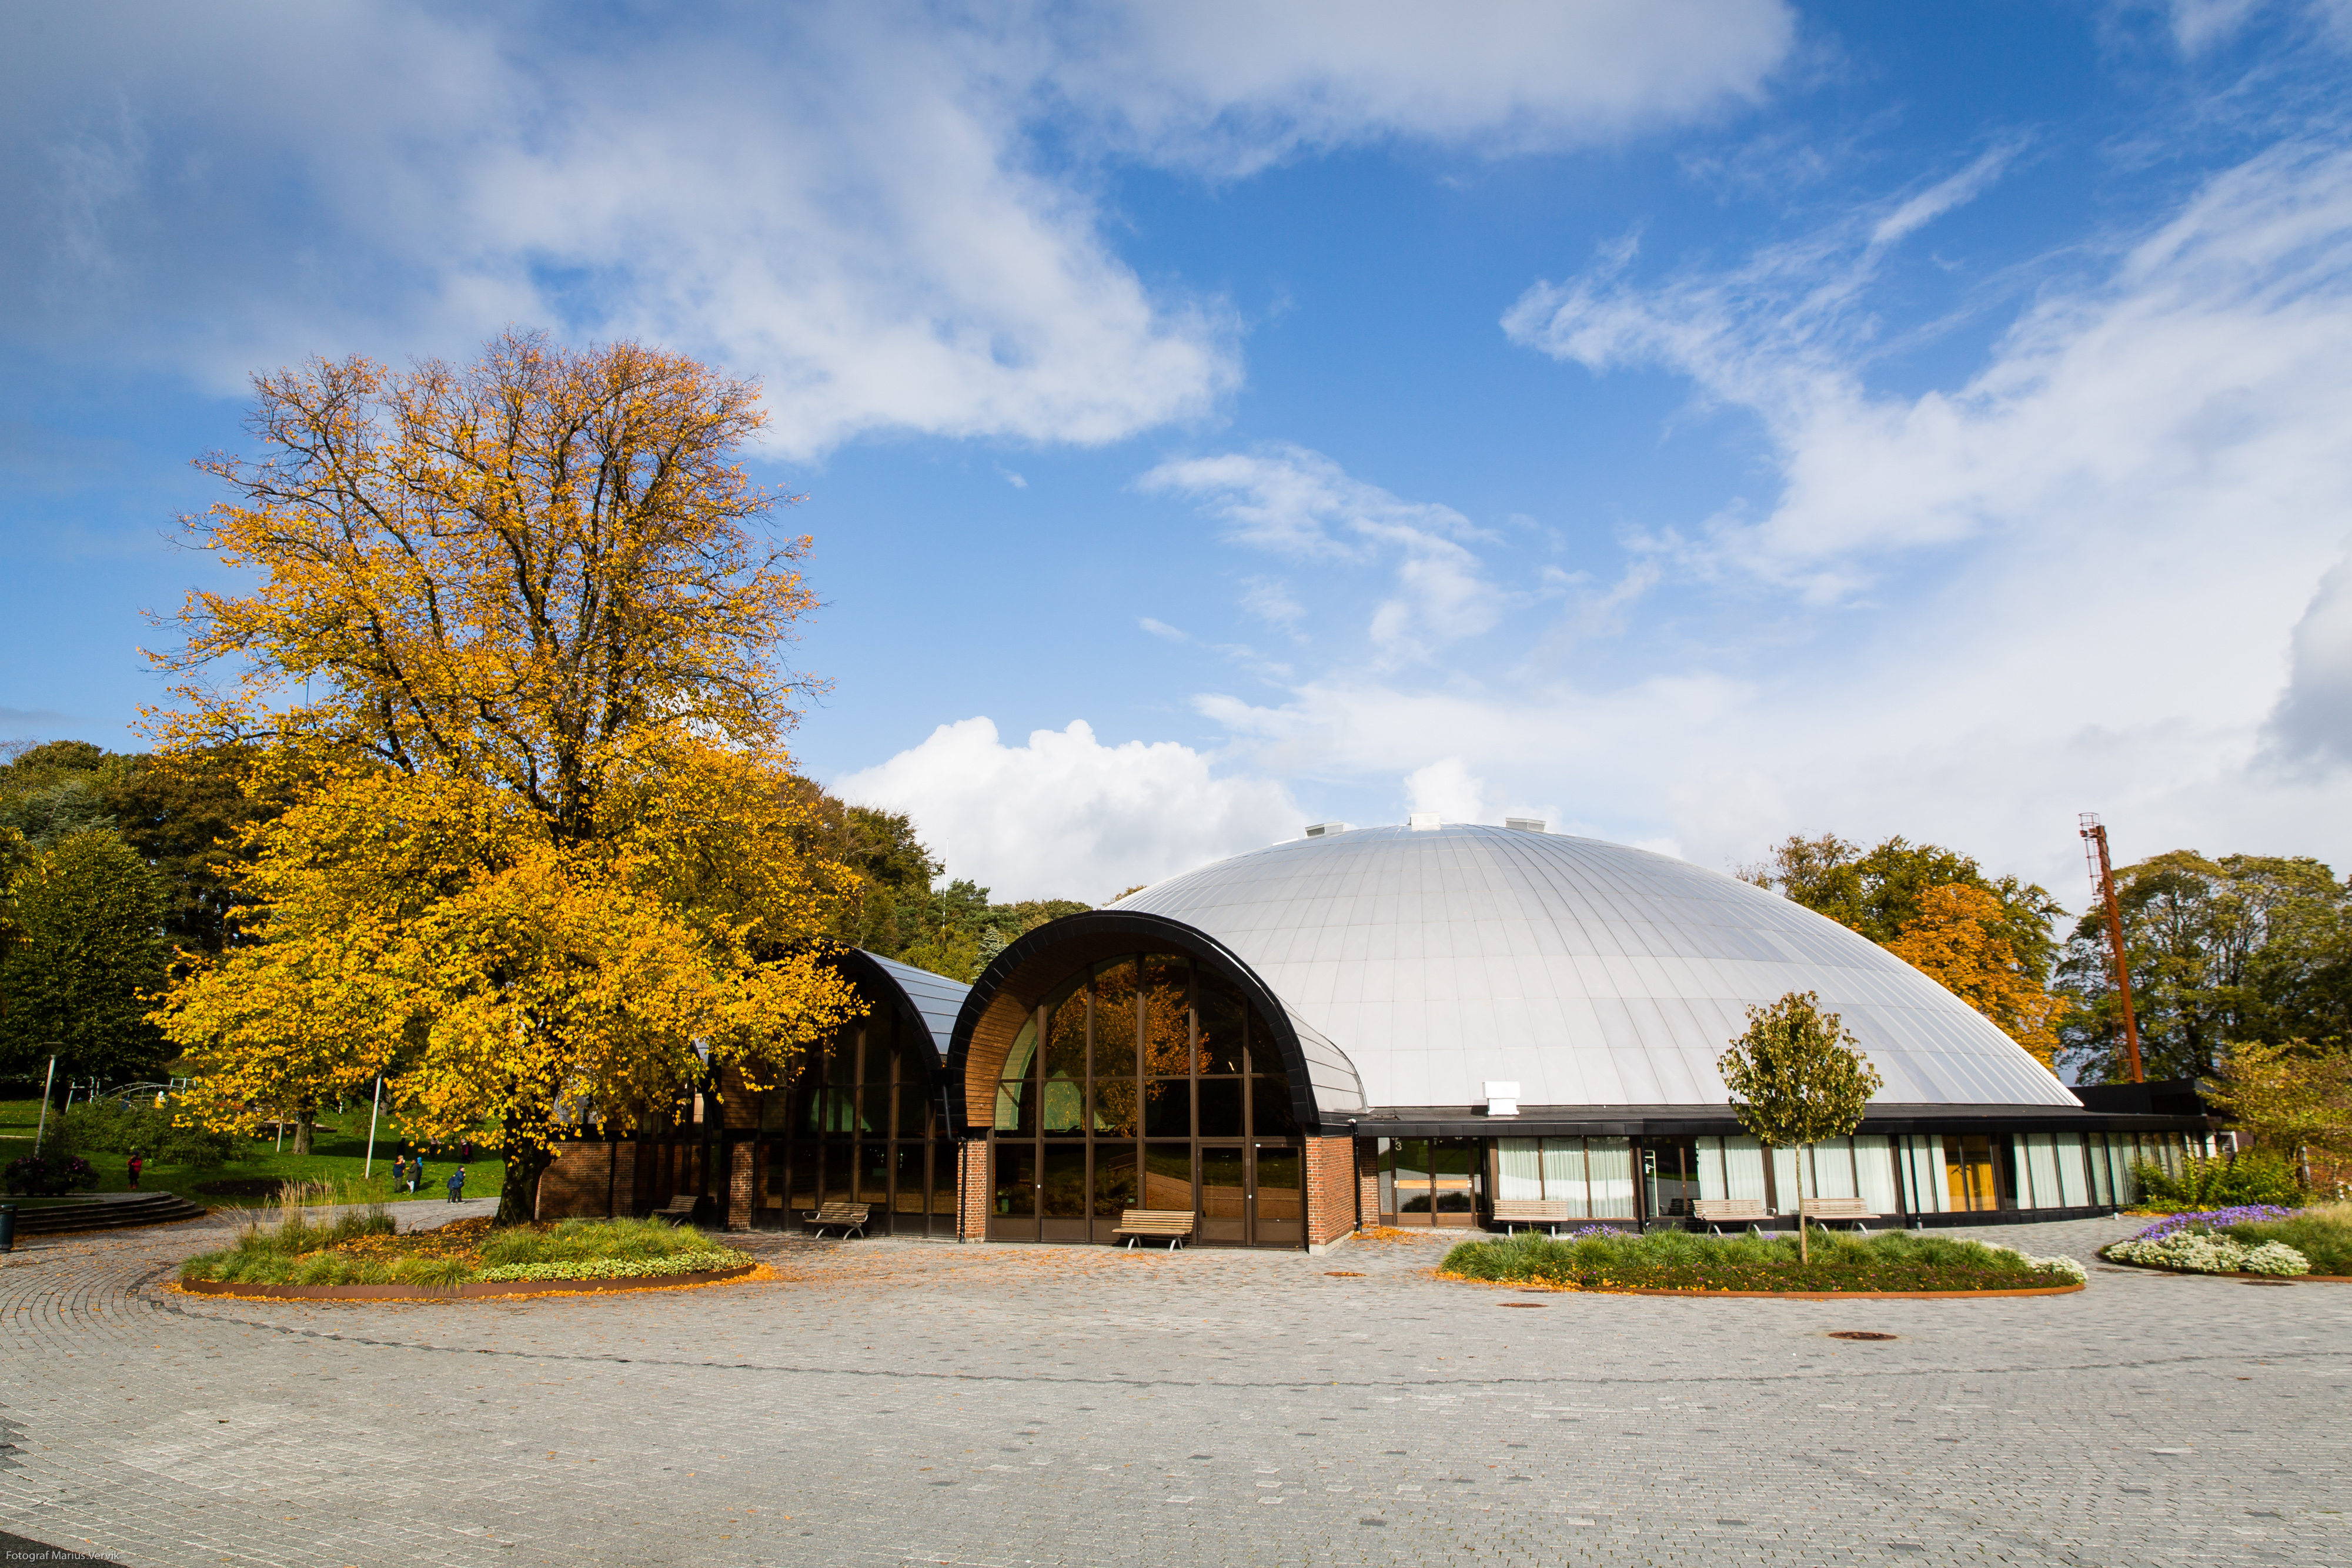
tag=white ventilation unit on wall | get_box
[1408,813,1441,831]
[1483,1081,1521,1117]
[1505,817,1547,833]
[1304,821,1354,838]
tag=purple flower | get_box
[2135,1205,2300,1239]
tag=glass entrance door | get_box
[1251,1144,1303,1247]
[1944,1135,2001,1211]
[990,1142,1038,1240]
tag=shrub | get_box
[4,1151,98,1195]
[2224,1202,2352,1275]
[2133,1151,2304,1209]
[1441,1226,2079,1292]
[56,1100,239,1168]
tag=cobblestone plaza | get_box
[1,1209,2345,1567]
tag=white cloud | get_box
[1057,0,1797,175]
[1140,444,1507,664]
[1405,758,1486,823]
[0,1,1794,461]
[1175,136,2352,895]
[832,716,1301,902]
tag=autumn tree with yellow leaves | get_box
[151,332,861,1222]
[1885,882,2066,1072]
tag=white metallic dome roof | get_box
[1115,824,2077,1111]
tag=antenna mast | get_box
[2078,813,2144,1084]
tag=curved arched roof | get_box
[1112,824,2077,1112]
[836,948,971,1061]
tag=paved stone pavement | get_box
[1,1207,2345,1568]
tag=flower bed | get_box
[178,1212,751,1288]
[1441,1228,2086,1294]
[2100,1203,2350,1277]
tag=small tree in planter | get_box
[1718,991,1884,1265]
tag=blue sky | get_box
[7,1,2352,904]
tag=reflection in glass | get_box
[995,1143,1036,1218]
[1042,1145,1087,1218]
[1041,1073,1086,1135]
[1253,1145,1302,1225]
[821,1142,852,1204]
[1196,975,1246,1074]
[1142,957,1191,1077]
[787,1144,817,1212]
[1251,1075,1298,1137]
[1002,1017,1038,1082]
[1197,1078,1244,1137]
[1143,1080,1191,1138]
[894,1144,926,1213]
[1093,959,1139,1077]
[1201,1146,1247,1222]
[994,1078,1034,1134]
[1046,991,1088,1082]
[1090,1077,1139,1138]
[1431,1138,1479,1213]
[895,1075,928,1137]
[859,1140,890,1205]
[931,1141,961,1214]
[1092,1144,1138,1219]
[863,1018,894,1089]
[859,1082,890,1134]
[1393,1138,1432,1215]
[1144,1143,1194,1209]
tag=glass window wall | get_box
[759,1000,954,1235]
[987,952,1302,1247]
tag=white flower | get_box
[2103,1231,2310,1276]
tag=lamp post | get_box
[364,1076,384,1178]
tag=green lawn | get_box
[1,1096,505,1208]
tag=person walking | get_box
[446,1165,466,1203]
[410,1153,427,1195]
[126,1151,143,1191]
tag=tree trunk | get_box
[291,1098,315,1156]
[498,1139,552,1227]
[1796,1149,1809,1266]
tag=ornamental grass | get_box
[2223,1202,2352,1275]
[2104,1201,2351,1276]
[1440,1226,2085,1293]
[179,1211,747,1287]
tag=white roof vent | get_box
[1304,821,1353,838]
[1505,817,1546,833]
[1484,1080,1521,1117]
[1408,813,1441,831]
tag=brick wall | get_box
[1355,1139,1382,1229]
[957,1139,988,1242]
[1304,1135,1359,1246]
[536,1141,636,1221]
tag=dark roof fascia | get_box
[943,908,1328,1136]
[1327,1104,2214,1138]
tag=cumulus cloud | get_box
[1405,758,1486,823]
[831,716,1302,902]
[0,1,1793,460]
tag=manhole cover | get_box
[2241,1279,2295,1287]
[1324,1271,1364,1277]
[1499,1302,1546,1309]
[1829,1330,1897,1341]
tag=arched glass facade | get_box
[987,952,1304,1247]
[760,999,959,1235]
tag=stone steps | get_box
[6,1192,209,1236]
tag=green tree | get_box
[1744,833,2063,978]
[0,830,171,1082]
[1716,991,1884,1265]
[2054,851,2352,1081]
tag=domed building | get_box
[539,819,2211,1243]
[937,820,2208,1249]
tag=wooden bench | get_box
[1690,1198,1769,1235]
[803,1201,870,1239]
[655,1193,700,1225]
[1798,1197,1879,1232]
[1113,1209,1195,1250]
[1491,1199,1579,1235]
